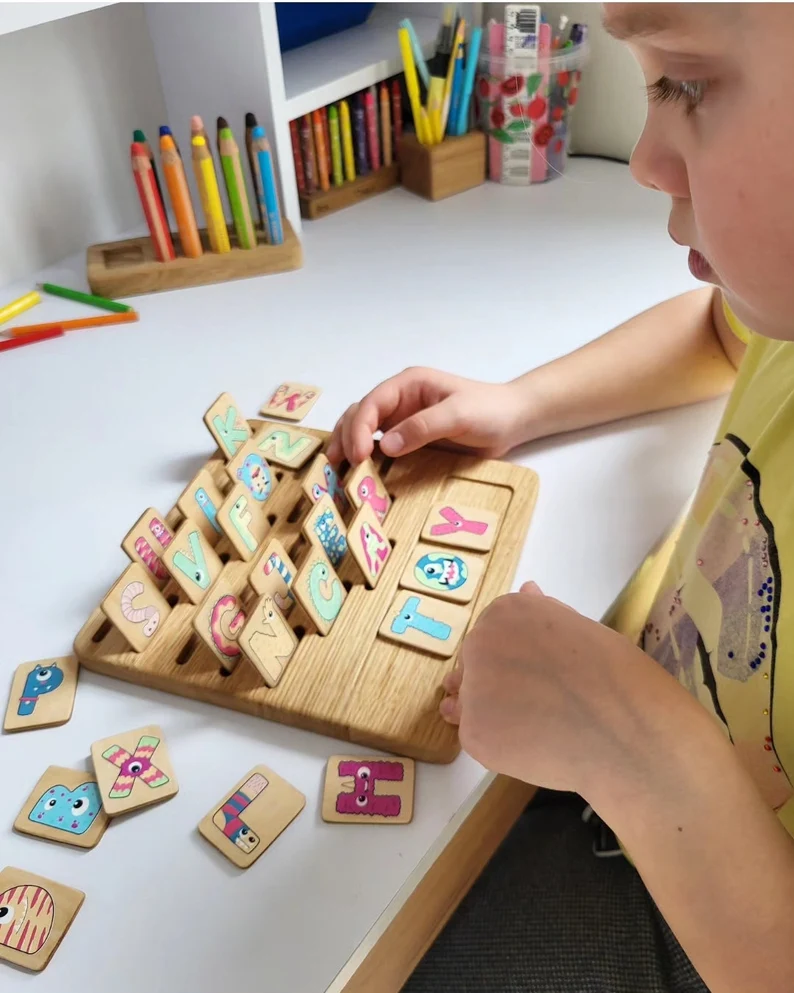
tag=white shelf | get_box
[0,1,111,37]
[282,7,438,120]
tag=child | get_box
[328,5,794,991]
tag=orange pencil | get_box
[320,106,332,177]
[380,82,392,166]
[131,142,175,263]
[10,312,139,338]
[160,133,202,258]
[312,109,330,191]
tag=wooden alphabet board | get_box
[198,764,305,868]
[4,656,79,733]
[14,766,109,849]
[322,755,415,824]
[90,724,178,817]
[0,866,84,971]
[74,423,538,763]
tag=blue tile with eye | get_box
[29,781,103,835]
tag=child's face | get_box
[605,3,794,340]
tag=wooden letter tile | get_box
[347,502,391,588]
[121,506,175,587]
[378,590,470,658]
[238,594,298,686]
[301,452,347,511]
[3,656,78,733]
[420,502,500,552]
[14,766,109,849]
[225,438,278,505]
[204,391,252,459]
[302,494,348,567]
[344,457,392,523]
[90,724,178,817]
[194,578,248,673]
[216,481,270,561]
[198,764,305,868]
[259,382,321,422]
[253,421,321,469]
[162,520,223,604]
[101,563,172,653]
[322,755,415,824]
[248,537,297,613]
[176,466,226,545]
[292,547,347,636]
[0,866,84,972]
[399,542,485,604]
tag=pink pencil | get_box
[364,90,380,171]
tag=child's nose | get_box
[629,122,691,200]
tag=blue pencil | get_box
[251,125,283,245]
[456,26,483,136]
[352,93,369,174]
[399,18,431,90]
[447,47,465,136]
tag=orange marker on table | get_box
[10,312,139,337]
[312,109,330,192]
[131,142,175,263]
[160,132,202,258]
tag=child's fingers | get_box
[439,692,462,724]
[442,669,462,694]
[340,402,362,466]
[326,414,346,464]
[382,395,464,457]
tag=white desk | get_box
[0,160,724,993]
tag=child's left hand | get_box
[441,582,707,803]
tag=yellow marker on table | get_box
[0,290,40,327]
[339,99,356,182]
[192,135,230,254]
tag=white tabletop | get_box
[0,160,725,993]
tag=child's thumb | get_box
[381,396,461,457]
[520,581,543,595]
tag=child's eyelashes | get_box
[647,75,708,115]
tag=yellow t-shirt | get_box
[640,299,794,835]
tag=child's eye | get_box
[647,75,707,115]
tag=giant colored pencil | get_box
[312,109,330,192]
[10,311,139,337]
[131,142,175,263]
[339,99,356,182]
[0,290,40,326]
[219,127,256,249]
[252,126,284,245]
[191,136,230,254]
[133,129,164,203]
[245,112,266,226]
[38,282,132,313]
[0,327,63,352]
[327,105,344,187]
[160,133,203,258]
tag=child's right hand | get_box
[326,367,527,466]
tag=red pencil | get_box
[131,141,175,263]
[320,106,332,177]
[289,119,306,195]
[391,79,403,160]
[0,327,63,353]
[300,115,317,194]
[364,90,380,171]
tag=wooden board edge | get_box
[333,775,537,993]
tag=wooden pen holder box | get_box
[399,131,486,202]
[86,220,302,298]
[299,162,400,220]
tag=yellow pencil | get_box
[441,19,466,135]
[339,99,356,182]
[192,135,230,254]
[398,27,428,145]
[427,77,445,144]
[0,290,40,327]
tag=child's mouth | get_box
[688,248,716,283]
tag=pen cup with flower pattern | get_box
[477,42,589,184]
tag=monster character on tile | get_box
[0,884,55,955]
[335,760,405,817]
[642,434,792,814]
[29,782,103,837]
[237,453,273,502]
[101,733,171,799]
[415,552,468,593]
[16,663,64,718]
[361,521,390,579]
[212,771,268,853]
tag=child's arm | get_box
[328,287,742,465]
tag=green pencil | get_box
[38,283,133,314]
[219,126,256,250]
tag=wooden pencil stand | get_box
[299,162,400,220]
[86,221,302,298]
[399,131,487,201]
